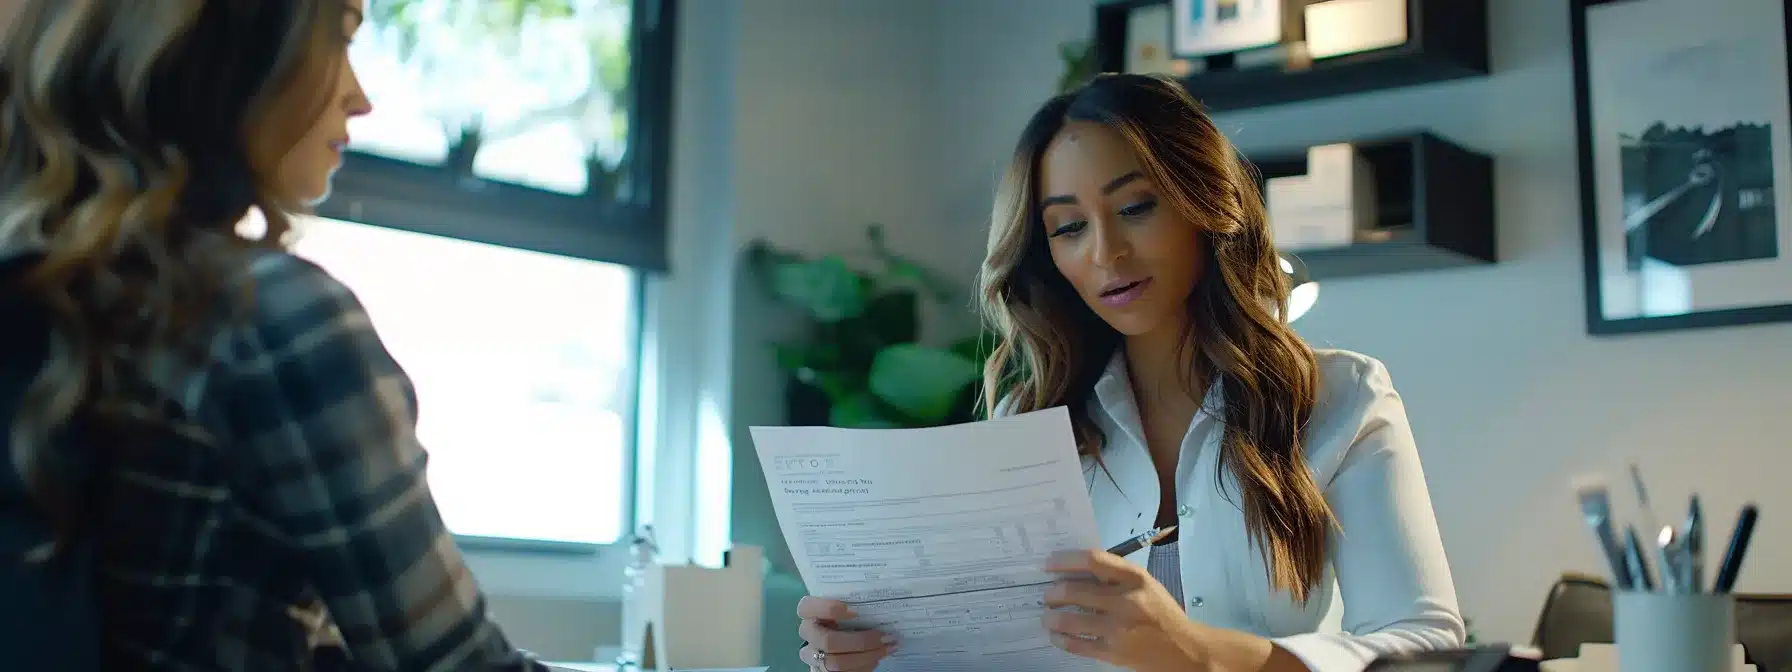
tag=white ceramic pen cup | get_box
[1614,590,1736,672]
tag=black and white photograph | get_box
[1621,122,1778,270]
[1572,0,1792,334]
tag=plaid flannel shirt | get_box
[90,248,546,670]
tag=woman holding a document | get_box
[796,73,1463,671]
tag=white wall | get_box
[929,0,1792,646]
[725,1,948,662]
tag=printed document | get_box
[751,407,1113,672]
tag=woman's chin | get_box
[296,179,334,209]
[1096,313,1160,337]
[1102,309,1192,340]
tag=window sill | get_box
[454,534,608,556]
[462,541,631,600]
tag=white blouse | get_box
[1079,348,1464,672]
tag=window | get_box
[292,217,643,547]
[301,0,677,548]
[319,0,676,271]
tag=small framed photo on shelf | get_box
[1126,2,1194,76]
[1571,0,1792,334]
[1172,0,1293,59]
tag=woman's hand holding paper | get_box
[795,596,896,671]
[1042,549,1210,671]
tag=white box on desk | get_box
[1265,143,1377,252]
[620,545,764,671]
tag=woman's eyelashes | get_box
[1118,198,1157,218]
[1050,220,1087,238]
[1048,199,1157,238]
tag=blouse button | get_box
[1176,504,1192,518]
[1191,596,1205,608]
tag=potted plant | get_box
[743,225,994,428]
[1058,40,1098,94]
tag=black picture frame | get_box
[1570,0,1792,335]
[316,0,678,273]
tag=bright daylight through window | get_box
[288,0,659,547]
[349,0,635,194]
[292,218,638,546]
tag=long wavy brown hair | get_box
[1,0,344,558]
[978,73,1335,602]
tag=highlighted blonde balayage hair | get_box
[977,74,1335,602]
[1,0,346,556]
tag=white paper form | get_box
[750,407,1114,672]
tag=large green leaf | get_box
[820,289,917,376]
[772,343,808,374]
[829,392,901,429]
[807,369,861,404]
[770,256,867,323]
[868,344,980,424]
[866,224,957,304]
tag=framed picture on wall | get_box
[1172,0,1287,58]
[1571,0,1792,334]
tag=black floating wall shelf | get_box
[1245,132,1496,280]
[1093,0,1490,112]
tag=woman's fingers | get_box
[1043,577,1124,613]
[1049,631,1111,659]
[798,642,892,672]
[1044,549,1144,587]
[793,595,896,670]
[1042,607,1114,639]
[797,619,889,654]
[796,596,855,621]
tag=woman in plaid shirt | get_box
[1,1,548,669]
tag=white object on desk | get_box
[618,545,765,671]
[751,408,1109,672]
[1265,143,1377,252]
[1536,642,1752,671]
[1304,0,1408,60]
[1614,591,1738,672]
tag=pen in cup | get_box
[1683,495,1704,592]
[1622,525,1654,591]
[1574,482,1634,589]
[1106,526,1176,558]
[1629,464,1662,538]
[1656,524,1682,593]
[1712,504,1758,593]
